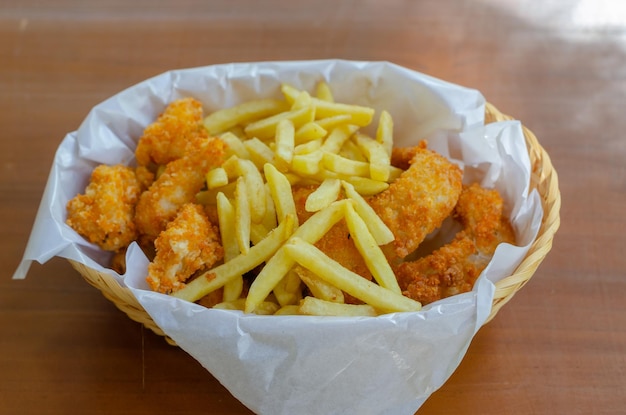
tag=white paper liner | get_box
[13,60,543,415]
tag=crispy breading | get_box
[146,203,224,294]
[135,97,205,167]
[66,164,141,251]
[368,146,463,260]
[395,183,516,305]
[134,135,226,242]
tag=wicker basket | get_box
[69,102,561,344]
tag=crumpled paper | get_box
[13,60,543,415]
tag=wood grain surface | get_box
[2,1,625,414]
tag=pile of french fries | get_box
[172,82,422,316]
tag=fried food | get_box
[66,164,141,251]
[394,183,516,304]
[134,135,226,242]
[135,97,206,167]
[146,203,224,294]
[368,143,463,260]
[292,185,373,283]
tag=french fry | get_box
[220,131,251,159]
[313,99,375,127]
[314,114,352,131]
[341,181,394,245]
[234,177,251,255]
[236,158,267,224]
[216,193,244,301]
[315,81,334,102]
[299,296,377,317]
[353,132,391,182]
[295,122,327,144]
[291,150,324,176]
[294,265,344,303]
[343,202,401,293]
[244,200,348,313]
[206,167,229,189]
[243,137,275,169]
[304,178,341,212]
[273,270,302,306]
[322,151,370,177]
[283,238,422,313]
[196,181,237,205]
[244,106,315,140]
[320,124,359,154]
[291,90,312,110]
[274,119,295,172]
[274,305,300,315]
[294,138,322,155]
[172,214,295,303]
[376,110,394,156]
[280,83,301,104]
[203,99,289,135]
[264,163,298,226]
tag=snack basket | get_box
[68,101,561,345]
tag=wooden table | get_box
[2,1,625,413]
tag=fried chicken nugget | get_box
[146,203,224,294]
[135,97,205,167]
[395,183,516,305]
[134,135,226,242]
[368,145,463,260]
[66,164,142,252]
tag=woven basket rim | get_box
[69,101,561,337]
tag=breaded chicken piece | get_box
[146,203,224,294]
[368,145,463,260]
[395,183,516,305]
[135,97,205,167]
[134,135,226,242]
[66,164,141,252]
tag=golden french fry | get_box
[322,151,370,177]
[315,81,334,102]
[353,132,391,182]
[299,296,377,317]
[304,178,341,212]
[343,202,401,293]
[376,110,394,156]
[294,265,344,303]
[274,119,295,172]
[294,138,322,155]
[341,181,394,245]
[320,124,359,154]
[206,167,229,189]
[280,83,301,105]
[172,214,295,303]
[314,114,352,131]
[342,176,389,196]
[264,163,298,226]
[274,305,300,315]
[244,106,315,140]
[339,139,367,162]
[244,200,348,313]
[273,270,302,306]
[196,181,237,205]
[234,177,251,254]
[283,238,422,313]
[291,90,312,110]
[291,150,323,176]
[236,158,266,224]
[295,122,327,144]
[203,99,289,135]
[243,137,275,170]
[216,193,239,261]
[220,131,251,159]
[313,99,375,127]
